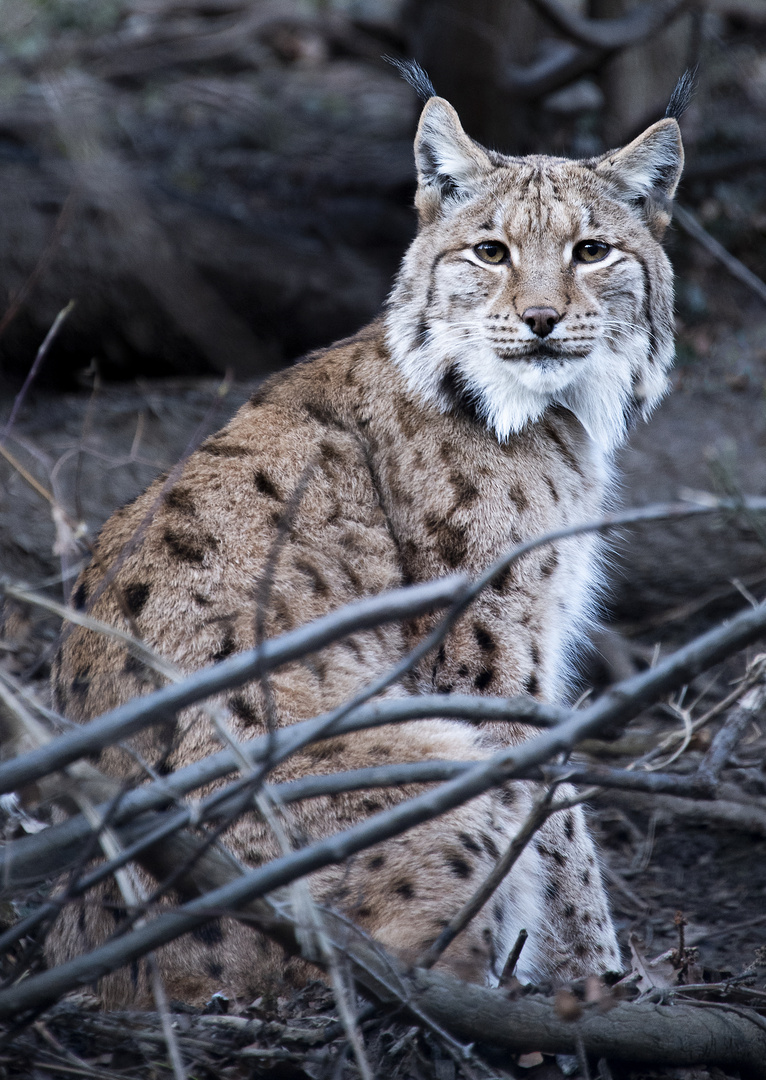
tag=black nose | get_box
[522,307,561,338]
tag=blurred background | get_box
[0,0,762,384]
[1,0,766,628]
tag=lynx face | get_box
[386,98,683,452]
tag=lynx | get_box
[47,64,686,1006]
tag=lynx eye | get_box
[474,241,509,265]
[573,239,611,264]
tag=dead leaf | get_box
[628,934,677,991]
[554,989,583,1021]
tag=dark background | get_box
[0,0,763,386]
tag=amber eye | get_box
[474,241,509,265]
[573,239,611,264]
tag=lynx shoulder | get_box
[48,73,684,1006]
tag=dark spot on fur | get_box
[193,920,224,946]
[508,484,528,512]
[581,870,591,885]
[368,855,386,870]
[123,654,143,676]
[595,943,604,955]
[564,814,575,841]
[493,902,504,924]
[450,471,479,508]
[446,855,473,879]
[212,626,236,662]
[164,527,218,564]
[474,667,494,690]
[564,904,576,918]
[318,440,344,465]
[423,515,468,569]
[71,669,91,699]
[524,672,540,696]
[295,559,330,597]
[200,438,249,458]
[123,581,151,617]
[544,476,560,503]
[498,787,517,808]
[544,878,559,902]
[194,592,212,606]
[229,694,259,724]
[362,797,383,813]
[357,906,371,919]
[544,421,584,476]
[342,636,364,662]
[253,470,283,500]
[536,842,566,867]
[583,911,591,924]
[339,558,363,590]
[206,961,224,980]
[459,832,482,854]
[72,582,88,610]
[165,485,196,516]
[473,625,496,654]
[440,365,484,426]
[491,566,513,594]
[540,551,559,577]
[481,833,500,859]
[304,400,344,429]
[307,740,341,762]
[395,881,415,899]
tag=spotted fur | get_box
[47,90,684,1007]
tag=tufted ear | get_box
[595,117,684,237]
[414,98,494,224]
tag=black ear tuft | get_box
[665,68,697,121]
[384,56,436,102]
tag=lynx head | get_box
[385,70,686,453]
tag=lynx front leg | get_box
[532,801,622,980]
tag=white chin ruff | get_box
[385,316,664,454]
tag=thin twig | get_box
[697,678,766,786]
[673,203,766,306]
[0,301,76,447]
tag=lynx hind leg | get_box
[331,787,545,986]
[533,802,622,980]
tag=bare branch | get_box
[3,594,766,1018]
[0,302,76,448]
[0,576,466,796]
[1,810,765,1073]
[673,203,766,306]
[501,0,693,98]
[525,0,693,51]
[595,788,766,838]
[696,678,766,786]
